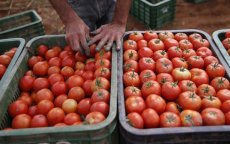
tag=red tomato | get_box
[47,66,61,75]
[66,75,84,89]
[160,112,181,127]
[28,56,43,69]
[91,77,110,92]
[201,108,225,125]
[0,54,11,67]
[35,88,54,103]
[94,67,111,80]
[225,31,230,38]
[201,96,221,109]
[61,56,75,68]
[155,58,173,74]
[18,94,33,106]
[127,112,144,129]
[51,81,68,96]
[167,46,183,59]
[152,50,168,61]
[129,32,144,42]
[0,64,6,79]
[47,107,65,126]
[48,57,61,67]
[75,61,85,71]
[225,111,230,125]
[204,56,219,67]
[174,32,188,41]
[62,99,78,114]
[45,49,60,61]
[216,89,230,102]
[144,31,158,41]
[91,89,110,104]
[141,108,160,128]
[123,71,140,87]
[161,82,181,101]
[206,63,225,79]
[8,100,28,117]
[84,59,95,71]
[222,38,230,50]
[59,50,74,60]
[210,77,230,91]
[196,47,213,58]
[137,39,148,49]
[158,31,174,41]
[123,49,138,61]
[123,40,137,51]
[90,101,109,116]
[178,80,197,92]
[138,47,153,58]
[37,44,48,57]
[85,112,105,124]
[33,77,50,92]
[12,114,31,129]
[37,100,54,115]
[188,33,202,43]
[182,49,197,60]
[68,87,85,102]
[163,38,179,50]
[172,67,191,81]
[75,52,87,62]
[178,91,202,111]
[124,86,142,98]
[82,70,94,80]
[221,100,230,113]
[193,39,210,50]
[148,39,165,52]
[197,84,216,98]
[123,59,139,73]
[165,102,180,115]
[138,57,155,71]
[145,94,166,114]
[171,57,188,68]
[33,61,49,76]
[30,114,48,128]
[95,49,111,60]
[77,98,92,116]
[19,75,35,92]
[64,113,81,125]
[156,73,174,85]
[179,39,193,50]
[95,58,111,69]
[54,94,68,107]
[190,68,209,86]
[60,66,74,79]
[141,80,161,99]
[125,96,146,114]
[48,73,64,85]
[28,106,38,117]
[180,110,203,126]
[82,80,93,97]
[188,56,204,69]
[139,69,156,84]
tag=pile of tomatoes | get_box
[5,43,112,129]
[221,31,230,55]
[0,47,17,79]
[123,31,230,129]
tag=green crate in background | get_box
[0,10,45,42]
[0,35,118,144]
[130,0,176,29]
[0,38,25,89]
[186,0,207,4]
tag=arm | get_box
[89,0,132,51]
[49,0,90,55]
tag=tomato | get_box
[66,75,84,89]
[138,47,153,58]
[51,81,68,96]
[160,112,181,127]
[33,77,50,92]
[64,113,81,125]
[188,33,202,43]
[139,69,156,84]
[30,114,48,128]
[222,38,230,50]
[201,96,221,109]
[47,66,61,75]
[54,94,68,107]
[47,107,65,126]
[144,31,158,41]
[165,102,180,115]
[45,49,59,61]
[94,67,111,80]
[37,100,54,115]
[91,89,110,104]
[163,38,179,50]
[141,80,161,99]
[12,114,31,129]
[161,82,181,101]
[178,80,197,92]
[210,77,230,91]
[48,57,61,67]
[124,86,142,98]
[193,39,210,50]
[95,58,111,69]
[137,39,148,49]
[123,49,138,61]
[167,46,183,59]
[172,67,191,81]
[48,73,64,85]
[152,50,168,61]
[8,100,28,117]
[188,56,204,69]
[28,56,42,69]
[225,111,230,125]
[125,96,146,114]
[190,68,209,86]
[89,44,96,57]
[59,50,74,60]
[178,91,202,111]
[18,94,33,106]
[127,112,144,129]
[82,70,94,80]
[123,40,137,51]
[145,94,166,114]
[196,47,213,58]
[155,58,173,74]
[180,110,203,126]
[95,49,111,60]
[216,89,230,102]
[75,51,87,62]
[91,77,110,92]
[75,61,85,71]
[85,112,105,124]
[35,88,54,103]
[52,46,62,54]
[148,39,165,52]
[77,98,91,116]
[28,105,38,117]
[84,59,95,71]
[197,84,216,98]
[129,32,143,42]
[221,100,230,113]
[0,64,6,79]
[37,44,48,57]
[171,57,188,68]
[0,54,11,67]
[204,56,219,68]
[179,39,193,50]
[182,49,197,60]
[158,31,174,41]
[19,75,35,92]
[82,80,93,97]
[141,108,160,128]
[156,73,174,84]
[60,66,75,79]
[123,71,140,87]
[201,108,225,125]
[206,63,225,79]
[123,59,139,73]
[33,61,49,76]
[90,101,109,116]
[138,57,155,71]
[68,87,85,102]
[225,31,230,38]
[61,56,75,68]
[174,32,188,41]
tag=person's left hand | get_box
[88,23,125,51]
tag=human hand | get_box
[65,19,90,56]
[88,23,125,51]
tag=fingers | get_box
[116,36,122,51]
[96,35,109,51]
[90,27,102,35]
[105,37,114,51]
[79,33,90,56]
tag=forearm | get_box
[49,0,81,25]
[112,0,132,26]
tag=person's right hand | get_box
[65,18,90,56]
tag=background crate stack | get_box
[130,0,176,29]
[0,10,45,42]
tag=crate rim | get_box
[0,34,117,137]
[141,0,172,6]
[0,9,42,34]
[118,28,230,136]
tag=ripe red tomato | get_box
[85,112,105,124]
[28,105,38,117]
[45,49,60,61]
[179,39,193,50]
[225,31,230,38]
[54,94,68,107]
[197,84,216,98]
[201,96,221,109]
[123,59,139,73]
[152,50,168,61]
[95,49,111,60]
[171,57,188,68]
[82,70,94,80]
[48,57,61,67]
[33,77,50,92]
[75,51,87,62]
[182,49,197,60]
[163,38,179,50]
[137,39,148,49]
[206,63,225,79]
[123,49,138,61]
[138,47,153,58]
[158,31,174,41]
[91,89,110,104]
[155,58,173,74]
[95,58,111,69]
[210,77,230,91]
[139,69,156,84]
[12,114,31,129]
[37,100,54,115]
[141,80,161,99]
[91,77,110,92]
[85,58,95,71]
[60,66,74,79]
[30,114,48,128]
[47,107,65,126]
[75,61,85,71]
[51,81,68,96]
[82,80,93,97]
[141,108,160,128]
[148,39,165,52]
[35,88,54,103]
[160,112,181,127]
[90,101,109,116]
[68,87,85,102]
[48,73,64,85]
[8,100,28,117]
[225,111,230,125]
[188,33,202,43]
[18,94,33,106]
[64,113,81,125]
[19,75,35,92]
[161,82,181,101]
[61,56,76,68]
[129,32,144,42]
[167,46,183,59]
[193,38,210,50]
[144,31,158,41]
[127,112,144,129]
[59,50,74,59]
[165,102,180,115]
[0,54,11,67]
[123,40,137,51]
[174,32,188,41]
[216,89,230,102]
[201,108,225,125]
[156,73,174,85]
[188,56,204,69]
[123,71,140,87]
[222,38,230,50]
[178,91,201,111]
[172,67,191,81]
[37,44,48,57]
[203,56,219,68]
[180,110,203,126]
[145,94,166,114]
[221,100,230,113]
[196,47,213,58]
[28,56,43,69]
[0,64,6,79]
[94,67,111,80]
[33,61,49,76]
[190,68,209,86]
[138,57,155,71]
[66,75,84,89]
[124,86,142,98]
[77,98,92,116]
[178,80,197,92]
[47,66,61,75]
[125,96,146,114]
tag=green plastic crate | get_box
[0,38,25,88]
[0,35,118,144]
[213,29,230,67]
[0,10,45,42]
[187,0,207,4]
[130,0,176,29]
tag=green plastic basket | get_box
[186,0,207,4]
[130,0,176,29]
[0,10,45,42]
[0,35,118,144]
[0,38,25,88]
